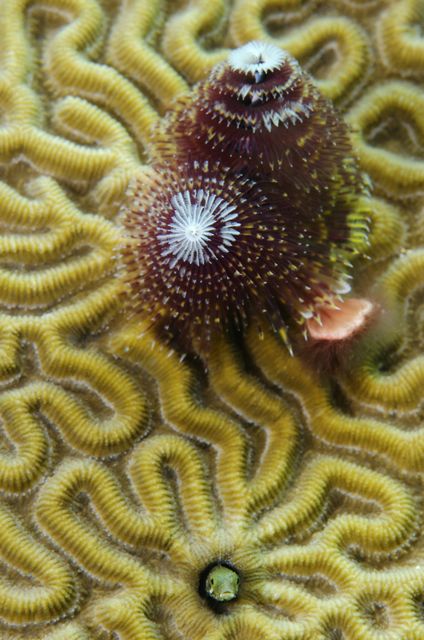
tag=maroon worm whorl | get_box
[118,160,353,352]
[155,41,364,199]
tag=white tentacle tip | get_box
[228,41,288,77]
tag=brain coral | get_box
[0,1,423,640]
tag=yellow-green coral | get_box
[0,0,424,639]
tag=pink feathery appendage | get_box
[306,298,376,341]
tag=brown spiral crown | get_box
[156,42,363,194]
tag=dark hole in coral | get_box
[362,601,390,629]
[412,593,424,621]
[326,628,345,640]
[198,560,241,614]
[328,379,354,415]
[376,343,403,373]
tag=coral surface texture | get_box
[0,0,423,639]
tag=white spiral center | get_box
[158,189,240,268]
[228,41,287,76]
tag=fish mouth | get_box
[217,591,237,601]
